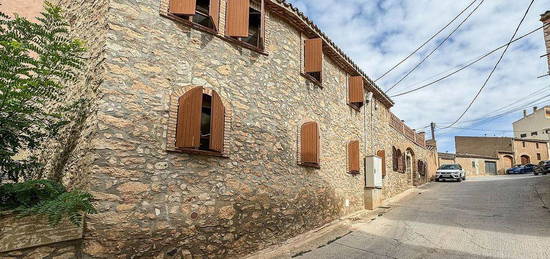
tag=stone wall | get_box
[84,0,371,257]
[77,0,439,257]
[365,102,436,199]
[513,139,549,165]
[0,213,83,258]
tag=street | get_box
[297,175,550,259]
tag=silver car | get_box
[435,164,466,182]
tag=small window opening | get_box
[243,7,261,47]
[175,0,215,29]
[307,72,321,82]
[200,94,212,150]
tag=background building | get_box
[513,106,550,155]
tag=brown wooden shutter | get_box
[176,87,203,148]
[377,150,386,178]
[348,141,360,173]
[259,0,266,49]
[210,0,220,31]
[209,90,225,152]
[349,76,365,104]
[301,122,320,165]
[304,38,323,73]
[400,155,406,173]
[169,0,197,15]
[226,0,249,37]
[392,147,398,171]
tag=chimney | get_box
[541,11,550,73]
[533,106,538,112]
[523,109,527,117]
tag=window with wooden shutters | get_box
[303,38,323,84]
[377,150,386,178]
[348,141,360,174]
[175,87,226,155]
[169,0,220,31]
[348,76,365,110]
[300,122,320,168]
[226,0,265,49]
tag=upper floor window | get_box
[176,87,225,154]
[392,147,403,173]
[300,122,320,168]
[536,142,540,149]
[303,38,323,85]
[472,161,476,168]
[348,76,365,110]
[226,0,265,50]
[348,141,360,174]
[522,141,526,148]
[537,153,541,160]
[531,131,538,136]
[170,0,220,31]
[520,133,527,138]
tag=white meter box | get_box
[365,155,383,188]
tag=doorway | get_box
[485,161,497,175]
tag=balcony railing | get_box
[388,112,426,148]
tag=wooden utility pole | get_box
[430,122,436,140]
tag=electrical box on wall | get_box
[365,155,382,188]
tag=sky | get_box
[287,0,550,153]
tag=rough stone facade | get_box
[6,0,438,257]
[0,214,83,258]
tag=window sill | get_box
[348,170,360,175]
[348,103,364,111]
[162,13,268,56]
[168,148,229,158]
[301,73,322,88]
[300,162,321,169]
[224,36,268,56]
[163,13,219,36]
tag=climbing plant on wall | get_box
[0,3,85,183]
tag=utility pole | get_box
[430,122,436,140]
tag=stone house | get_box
[1,0,438,257]
[455,136,549,174]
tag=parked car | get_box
[435,164,466,182]
[522,164,536,174]
[506,165,524,174]
[534,160,550,175]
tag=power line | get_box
[390,24,548,98]
[440,126,544,134]
[385,0,485,93]
[437,94,550,129]
[374,0,478,82]
[439,0,536,130]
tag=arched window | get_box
[300,122,320,168]
[377,150,386,178]
[348,141,360,174]
[392,147,398,171]
[176,86,225,153]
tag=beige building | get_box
[437,153,500,176]
[1,0,438,258]
[455,136,549,174]
[513,106,550,155]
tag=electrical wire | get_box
[439,0,536,130]
[374,0,478,82]
[385,0,485,93]
[390,24,548,98]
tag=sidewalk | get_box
[245,183,432,259]
[534,175,550,209]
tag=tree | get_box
[0,3,85,183]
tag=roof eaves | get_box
[270,0,394,107]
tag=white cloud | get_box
[288,0,550,152]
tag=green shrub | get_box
[0,180,96,226]
[0,2,86,183]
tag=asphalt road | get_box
[298,175,550,259]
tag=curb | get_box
[245,183,430,259]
